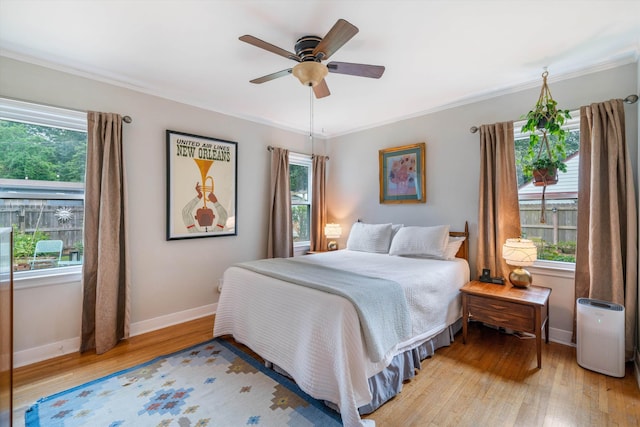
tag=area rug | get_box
[25,338,342,426]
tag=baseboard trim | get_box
[14,303,217,368]
[128,303,216,336]
[549,327,575,347]
[13,337,82,368]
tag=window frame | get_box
[0,97,87,288]
[289,152,313,249]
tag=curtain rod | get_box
[469,93,639,134]
[1,96,133,124]
[267,145,329,160]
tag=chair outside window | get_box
[30,240,64,269]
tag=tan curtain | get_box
[267,147,293,258]
[310,155,328,252]
[81,112,130,354]
[477,121,521,280]
[574,99,638,359]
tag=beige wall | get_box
[0,56,322,364]
[1,55,638,363]
[325,62,639,343]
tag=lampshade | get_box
[502,238,537,266]
[324,223,342,239]
[292,62,328,87]
[324,223,342,251]
[502,238,537,288]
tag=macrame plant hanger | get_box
[534,71,555,224]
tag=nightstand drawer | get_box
[467,294,535,332]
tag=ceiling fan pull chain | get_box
[310,85,314,154]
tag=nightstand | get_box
[461,280,551,368]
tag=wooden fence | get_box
[0,200,84,254]
[520,203,577,245]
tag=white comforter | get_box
[213,250,469,427]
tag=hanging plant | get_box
[520,70,571,223]
[521,70,571,182]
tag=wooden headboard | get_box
[450,221,470,261]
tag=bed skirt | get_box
[266,318,462,416]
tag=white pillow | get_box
[443,236,466,260]
[346,222,393,253]
[391,224,404,239]
[389,225,450,258]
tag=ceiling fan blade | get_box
[313,79,331,98]
[312,19,358,60]
[327,62,385,78]
[239,35,300,62]
[250,69,292,84]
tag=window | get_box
[289,152,312,246]
[0,98,87,274]
[514,111,580,264]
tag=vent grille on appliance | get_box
[577,297,624,311]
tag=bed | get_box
[213,222,470,427]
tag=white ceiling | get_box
[1,1,639,137]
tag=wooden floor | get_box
[12,316,640,427]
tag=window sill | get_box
[293,243,311,257]
[14,265,82,290]
[528,260,575,279]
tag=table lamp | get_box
[502,238,537,288]
[324,223,342,251]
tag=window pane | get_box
[291,205,310,242]
[290,164,309,203]
[289,155,312,246]
[2,198,84,271]
[515,121,579,264]
[520,199,577,262]
[0,120,86,182]
[0,116,87,272]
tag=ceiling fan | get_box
[240,19,385,99]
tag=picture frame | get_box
[166,130,237,240]
[379,142,426,204]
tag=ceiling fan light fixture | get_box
[292,62,328,87]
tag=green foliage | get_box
[291,205,310,242]
[289,164,308,195]
[529,157,568,174]
[519,77,572,179]
[530,237,576,263]
[539,247,576,263]
[515,131,579,186]
[0,120,86,181]
[12,225,50,259]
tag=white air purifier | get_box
[576,298,625,377]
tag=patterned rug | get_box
[25,338,342,426]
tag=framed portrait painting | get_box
[379,142,426,204]
[166,130,237,240]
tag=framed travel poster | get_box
[166,130,237,240]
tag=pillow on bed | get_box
[443,236,466,260]
[391,223,404,239]
[388,225,450,258]
[346,222,394,253]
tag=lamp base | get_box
[327,241,338,251]
[509,267,532,288]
